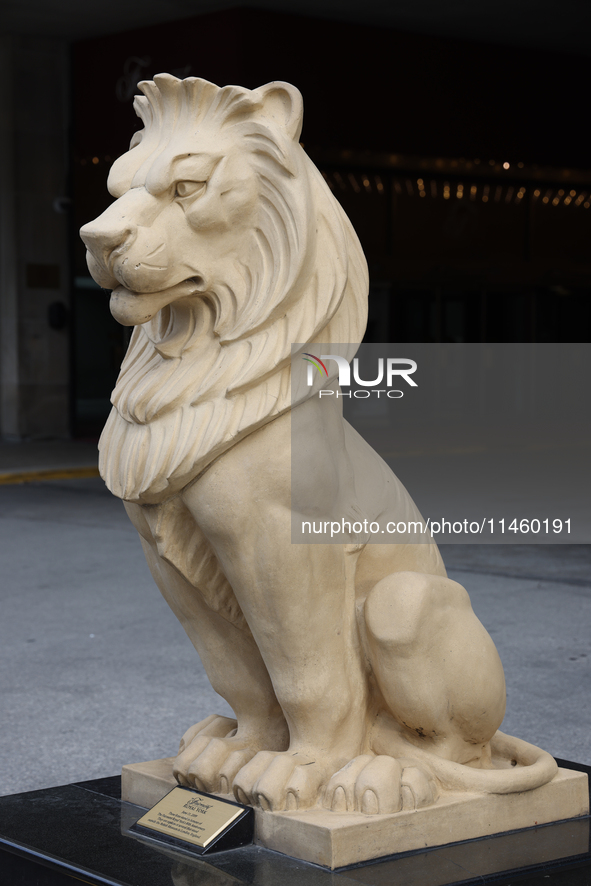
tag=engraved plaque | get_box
[130,786,253,854]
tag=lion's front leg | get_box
[136,534,290,792]
[216,536,369,812]
[182,419,370,812]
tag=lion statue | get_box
[80,73,556,814]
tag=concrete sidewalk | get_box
[1,475,590,799]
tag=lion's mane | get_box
[99,75,368,504]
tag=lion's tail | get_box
[406,731,558,794]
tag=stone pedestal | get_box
[122,758,589,869]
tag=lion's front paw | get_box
[175,714,256,793]
[323,755,438,814]
[177,714,238,754]
[232,750,329,812]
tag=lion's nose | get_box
[80,219,137,269]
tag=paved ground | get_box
[0,474,590,797]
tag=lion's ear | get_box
[254,81,304,142]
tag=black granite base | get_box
[0,761,590,886]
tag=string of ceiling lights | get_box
[322,171,591,208]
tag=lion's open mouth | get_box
[109,278,206,326]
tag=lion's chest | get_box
[124,498,245,628]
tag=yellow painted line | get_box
[0,466,100,485]
[62,873,101,885]
[69,874,102,885]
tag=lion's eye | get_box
[175,181,206,199]
[129,130,144,151]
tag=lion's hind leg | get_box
[319,569,505,813]
[360,570,506,793]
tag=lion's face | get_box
[81,133,260,327]
[80,75,310,334]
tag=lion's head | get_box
[80,74,368,504]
